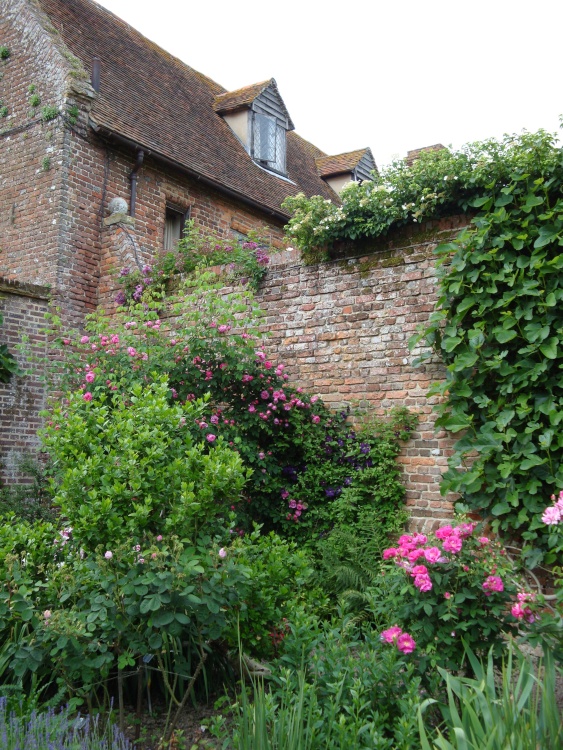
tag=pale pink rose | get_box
[80,336,89,344]
[219,548,227,558]
[85,371,95,383]
[127,347,137,356]
[104,551,113,559]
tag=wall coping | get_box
[0,277,51,300]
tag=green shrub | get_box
[41,379,248,549]
[228,527,319,657]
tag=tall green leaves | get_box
[411,149,563,564]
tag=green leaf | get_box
[539,337,558,359]
[494,329,517,343]
[151,610,175,627]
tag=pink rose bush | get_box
[377,519,521,671]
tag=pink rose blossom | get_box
[111,335,119,344]
[444,592,451,599]
[127,347,137,356]
[206,434,216,442]
[382,547,398,560]
[219,548,227,558]
[80,336,90,344]
[423,546,442,563]
[380,626,402,644]
[43,610,52,619]
[411,564,429,576]
[435,525,454,539]
[482,575,504,594]
[396,633,416,654]
[85,371,95,383]
[156,535,163,542]
[248,405,256,413]
[542,506,562,525]
[104,551,113,559]
[412,533,428,546]
[83,392,93,402]
[312,415,321,424]
[407,548,426,562]
[478,536,490,546]
[443,536,463,554]
[414,574,433,592]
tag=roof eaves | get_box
[89,118,290,222]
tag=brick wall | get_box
[0,278,50,485]
[252,217,468,530]
[94,145,287,312]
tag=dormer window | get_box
[316,148,378,196]
[214,78,294,178]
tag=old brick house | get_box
[0,0,376,481]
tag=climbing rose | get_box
[482,575,504,594]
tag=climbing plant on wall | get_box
[283,127,563,564]
[411,147,563,566]
[0,313,22,383]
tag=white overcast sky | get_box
[96,0,562,169]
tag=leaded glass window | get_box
[252,113,286,174]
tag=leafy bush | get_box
[0,312,22,383]
[41,379,248,549]
[116,221,270,303]
[228,528,319,658]
[282,129,560,260]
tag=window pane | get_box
[164,208,183,251]
[254,113,276,164]
[275,123,286,173]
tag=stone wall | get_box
[0,278,50,485]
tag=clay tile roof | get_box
[405,144,446,166]
[213,81,273,113]
[316,148,372,178]
[36,0,339,217]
